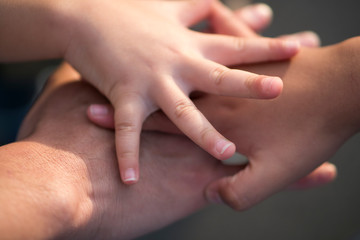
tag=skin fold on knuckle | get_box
[233,36,245,53]
[244,74,263,98]
[117,150,137,161]
[267,39,285,59]
[210,66,230,89]
[199,126,215,147]
[115,121,138,135]
[173,99,198,120]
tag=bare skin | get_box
[0,63,241,239]
[0,0,301,184]
[89,37,360,210]
[0,60,339,239]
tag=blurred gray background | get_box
[1,0,360,239]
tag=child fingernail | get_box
[262,77,282,96]
[123,168,137,184]
[89,104,108,116]
[216,139,233,155]
[283,40,300,53]
[243,4,272,25]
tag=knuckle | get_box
[244,75,263,98]
[220,179,253,211]
[233,37,245,52]
[115,121,138,134]
[117,151,137,161]
[210,66,230,86]
[174,99,197,119]
[199,127,214,143]
[268,39,283,52]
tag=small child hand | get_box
[67,0,299,184]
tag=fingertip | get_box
[122,167,139,185]
[88,104,110,117]
[296,31,321,47]
[215,139,236,160]
[87,104,115,128]
[260,77,283,98]
[316,163,337,183]
[279,31,321,48]
[237,3,273,31]
[283,40,301,55]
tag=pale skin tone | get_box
[0,0,301,184]
[89,36,360,211]
[0,63,333,240]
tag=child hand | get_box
[66,0,299,184]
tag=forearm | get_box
[11,61,241,239]
[0,0,74,62]
[0,142,75,240]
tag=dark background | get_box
[1,0,360,239]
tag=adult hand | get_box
[210,1,321,47]
[88,38,360,210]
[147,38,360,210]
[4,63,239,239]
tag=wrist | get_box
[0,141,90,240]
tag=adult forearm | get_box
[0,0,74,62]
[0,142,75,240]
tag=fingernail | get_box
[89,104,108,116]
[243,4,272,25]
[253,4,272,20]
[206,189,224,204]
[262,77,282,96]
[283,40,300,53]
[262,77,274,94]
[123,168,137,184]
[215,139,233,155]
[299,31,321,47]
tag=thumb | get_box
[205,154,313,211]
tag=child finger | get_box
[113,94,147,184]
[155,83,235,160]
[195,34,299,66]
[209,0,258,37]
[233,3,273,33]
[151,0,213,27]
[278,31,321,47]
[182,60,282,99]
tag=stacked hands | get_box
[81,0,333,208]
[65,0,302,184]
[3,0,360,239]
[1,0,302,183]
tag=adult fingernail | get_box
[123,168,137,184]
[215,139,233,155]
[206,189,224,204]
[89,104,108,116]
